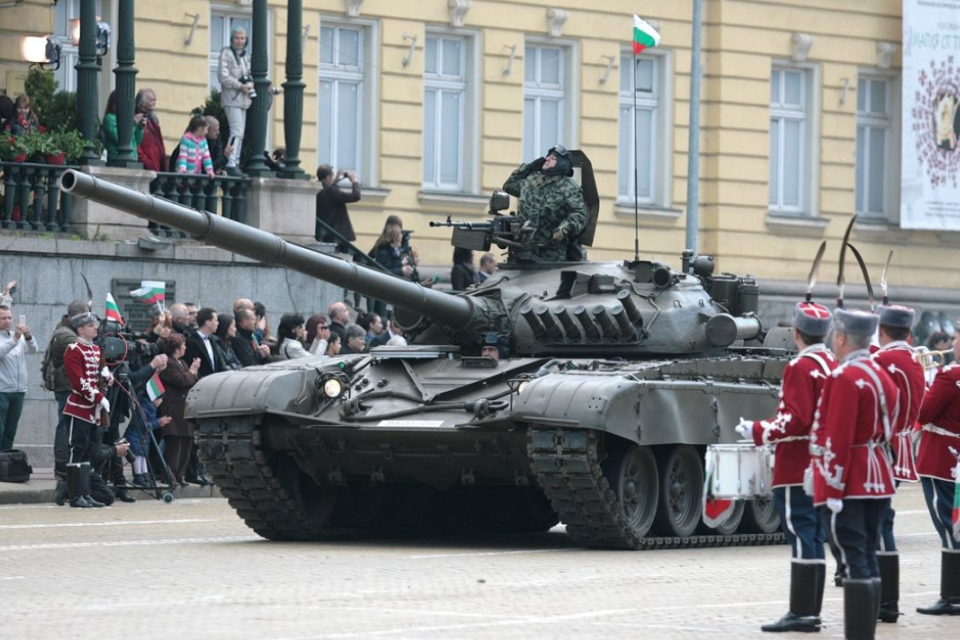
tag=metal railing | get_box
[149,172,251,236]
[0,161,75,233]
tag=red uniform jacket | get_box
[916,363,960,482]
[749,344,837,487]
[872,342,926,482]
[810,350,898,504]
[62,339,105,423]
[138,115,167,172]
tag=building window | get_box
[768,67,809,213]
[209,11,252,91]
[856,76,893,218]
[618,55,660,203]
[53,0,102,93]
[523,44,566,161]
[319,24,365,179]
[422,35,466,191]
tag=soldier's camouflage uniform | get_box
[503,161,586,261]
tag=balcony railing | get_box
[149,172,251,236]
[0,161,75,233]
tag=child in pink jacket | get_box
[176,116,215,177]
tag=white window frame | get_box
[421,29,480,193]
[769,63,820,217]
[522,38,579,161]
[617,49,672,207]
[318,17,380,187]
[53,0,103,93]
[855,71,901,221]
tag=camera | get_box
[240,75,257,99]
[115,438,136,464]
[96,319,160,365]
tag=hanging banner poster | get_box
[902,0,960,230]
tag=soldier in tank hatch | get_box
[809,308,899,640]
[502,145,586,261]
[870,304,926,623]
[735,302,836,633]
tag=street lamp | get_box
[69,17,111,56]
[20,35,62,69]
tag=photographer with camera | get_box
[218,27,255,177]
[315,165,361,248]
[97,319,169,502]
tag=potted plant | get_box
[52,129,85,164]
[16,131,45,163]
[0,135,26,163]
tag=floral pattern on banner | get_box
[912,57,960,189]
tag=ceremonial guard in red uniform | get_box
[870,305,925,622]
[915,326,960,616]
[736,302,836,633]
[62,312,110,508]
[810,308,898,640]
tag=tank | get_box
[60,165,789,549]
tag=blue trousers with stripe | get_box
[773,486,826,561]
[921,477,960,551]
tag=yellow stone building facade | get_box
[1,0,956,295]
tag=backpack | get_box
[40,342,56,392]
[0,449,33,483]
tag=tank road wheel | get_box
[713,500,745,536]
[652,445,704,538]
[740,496,781,534]
[602,443,659,540]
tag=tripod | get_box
[102,362,177,503]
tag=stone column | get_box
[77,0,101,165]
[280,0,307,179]
[244,0,272,176]
[109,0,140,167]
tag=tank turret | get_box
[61,169,762,357]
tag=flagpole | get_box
[633,48,640,262]
[685,0,703,257]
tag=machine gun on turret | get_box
[429,191,541,260]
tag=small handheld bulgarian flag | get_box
[146,373,165,402]
[633,15,661,54]
[129,280,166,305]
[105,293,124,326]
[952,451,960,542]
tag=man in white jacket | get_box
[0,304,38,451]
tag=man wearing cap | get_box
[735,302,837,633]
[914,324,960,616]
[502,145,586,262]
[62,313,110,507]
[871,304,926,622]
[810,308,899,640]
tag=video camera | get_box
[96,319,160,365]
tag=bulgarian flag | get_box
[146,373,165,402]
[129,280,166,305]
[633,15,661,54]
[953,453,960,542]
[105,293,124,325]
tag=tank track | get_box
[527,427,785,550]
[196,416,354,541]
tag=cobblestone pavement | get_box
[0,483,955,639]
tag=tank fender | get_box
[185,363,325,419]
[512,373,780,446]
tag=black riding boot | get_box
[761,563,822,632]
[67,463,92,508]
[54,479,68,506]
[81,463,105,508]
[917,550,960,615]
[844,579,877,640]
[814,563,826,616]
[877,554,900,622]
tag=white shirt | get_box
[0,329,39,393]
[198,331,216,368]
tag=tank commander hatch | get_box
[502,145,586,261]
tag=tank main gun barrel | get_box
[59,170,474,330]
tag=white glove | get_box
[734,418,753,440]
[101,366,113,381]
[826,498,843,514]
[99,397,110,413]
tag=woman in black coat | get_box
[214,312,243,371]
[157,334,200,486]
[450,248,477,292]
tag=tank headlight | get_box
[517,381,529,394]
[323,377,344,399]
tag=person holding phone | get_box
[314,164,361,246]
[0,303,38,451]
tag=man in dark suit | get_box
[315,165,361,247]
[185,308,221,378]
